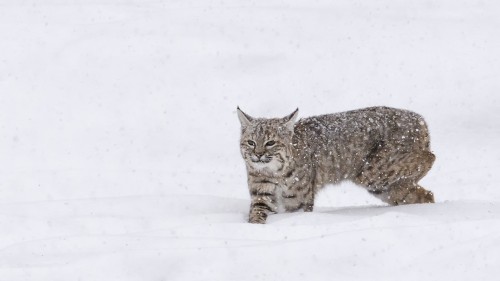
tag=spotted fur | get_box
[237,106,435,224]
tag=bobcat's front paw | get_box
[303,204,314,212]
[248,211,267,224]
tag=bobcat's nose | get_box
[255,153,264,158]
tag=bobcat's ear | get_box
[283,108,299,131]
[237,106,253,127]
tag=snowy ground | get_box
[1,0,500,280]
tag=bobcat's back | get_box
[293,106,432,187]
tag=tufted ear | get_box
[283,108,299,131]
[237,106,253,127]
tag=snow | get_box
[1,0,499,280]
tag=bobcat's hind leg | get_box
[355,142,436,205]
[400,184,434,204]
[369,183,434,205]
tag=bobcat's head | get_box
[237,107,298,173]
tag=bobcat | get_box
[237,106,435,224]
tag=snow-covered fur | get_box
[237,106,435,224]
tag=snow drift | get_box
[1,0,499,280]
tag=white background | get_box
[1,1,499,280]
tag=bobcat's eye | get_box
[265,140,276,147]
[247,140,256,146]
